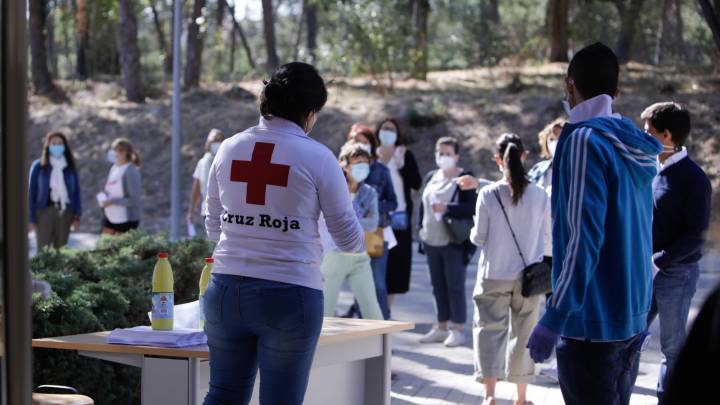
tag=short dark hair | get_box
[260,62,327,129]
[435,136,459,154]
[641,102,691,146]
[568,42,619,100]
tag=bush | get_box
[32,230,214,404]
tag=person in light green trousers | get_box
[320,142,383,320]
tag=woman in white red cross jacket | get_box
[202,62,365,405]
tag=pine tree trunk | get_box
[184,0,206,89]
[547,0,569,62]
[699,0,720,53]
[293,1,306,61]
[225,0,256,70]
[615,0,646,63]
[478,0,500,65]
[117,0,144,102]
[149,0,172,76]
[75,0,89,79]
[30,0,55,93]
[229,25,237,74]
[410,0,430,80]
[306,3,318,64]
[46,5,58,76]
[653,0,672,64]
[262,0,280,70]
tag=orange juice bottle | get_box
[198,257,213,329]
[151,252,174,330]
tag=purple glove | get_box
[527,323,559,363]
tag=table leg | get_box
[363,334,391,405]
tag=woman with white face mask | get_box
[418,136,477,347]
[187,128,225,227]
[374,118,422,311]
[100,138,142,235]
[319,142,383,320]
[28,131,83,249]
[527,118,565,193]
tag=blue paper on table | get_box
[107,326,207,348]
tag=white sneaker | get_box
[419,328,450,343]
[443,329,466,347]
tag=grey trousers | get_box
[35,206,74,250]
[472,277,540,384]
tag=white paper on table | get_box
[147,300,201,330]
[187,220,197,238]
[96,192,108,207]
[384,226,398,250]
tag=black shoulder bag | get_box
[493,190,551,297]
[442,186,474,245]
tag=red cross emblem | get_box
[230,142,290,205]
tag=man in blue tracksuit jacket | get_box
[527,43,663,405]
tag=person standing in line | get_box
[28,131,82,249]
[641,102,711,404]
[320,142,383,320]
[526,43,663,405]
[345,123,398,319]
[100,138,142,235]
[470,133,550,405]
[375,118,422,311]
[187,129,225,228]
[203,62,364,405]
[418,136,477,347]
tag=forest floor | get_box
[28,63,720,245]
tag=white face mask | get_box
[210,142,221,155]
[435,154,456,170]
[548,139,558,157]
[378,130,397,146]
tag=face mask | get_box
[562,99,572,116]
[379,130,397,147]
[435,154,456,170]
[548,139,558,157]
[210,142,221,155]
[49,144,65,157]
[107,149,117,164]
[350,162,370,183]
[358,143,373,155]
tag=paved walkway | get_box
[335,247,720,405]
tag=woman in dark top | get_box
[346,123,398,319]
[28,131,82,250]
[375,118,422,310]
[418,136,477,347]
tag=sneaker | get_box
[443,329,466,347]
[419,328,450,343]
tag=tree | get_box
[306,2,318,64]
[149,0,172,76]
[184,0,207,89]
[75,0,89,79]
[478,0,500,65]
[698,0,720,53]
[613,0,646,63]
[29,0,56,93]
[410,0,430,80]
[653,0,672,64]
[46,1,58,75]
[117,0,144,102]
[224,0,256,70]
[547,0,569,62]
[262,0,280,70]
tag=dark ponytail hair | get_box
[260,62,328,130]
[497,133,528,205]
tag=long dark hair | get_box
[40,131,76,169]
[497,133,528,205]
[375,118,410,146]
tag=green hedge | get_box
[32,230,214,404]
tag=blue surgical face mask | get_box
[107,149,117,164]
[210,142,221,155]
[350,162,370,183]
[379,130,397,146]
[49,144,65,157]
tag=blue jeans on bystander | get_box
[202,274,323,405]
[370,242,391,319]
[647,262,700,404]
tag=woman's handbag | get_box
[365,228,385,258]
[442,186,474,244]
[493,190,552,297]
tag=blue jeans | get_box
[203,274,323,405]
[425,243,468,324]
[556,334,643,405]
[647,263,700,403]
[370,242,391,319]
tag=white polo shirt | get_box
[205,116,365,290]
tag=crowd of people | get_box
[27,42,715,405]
